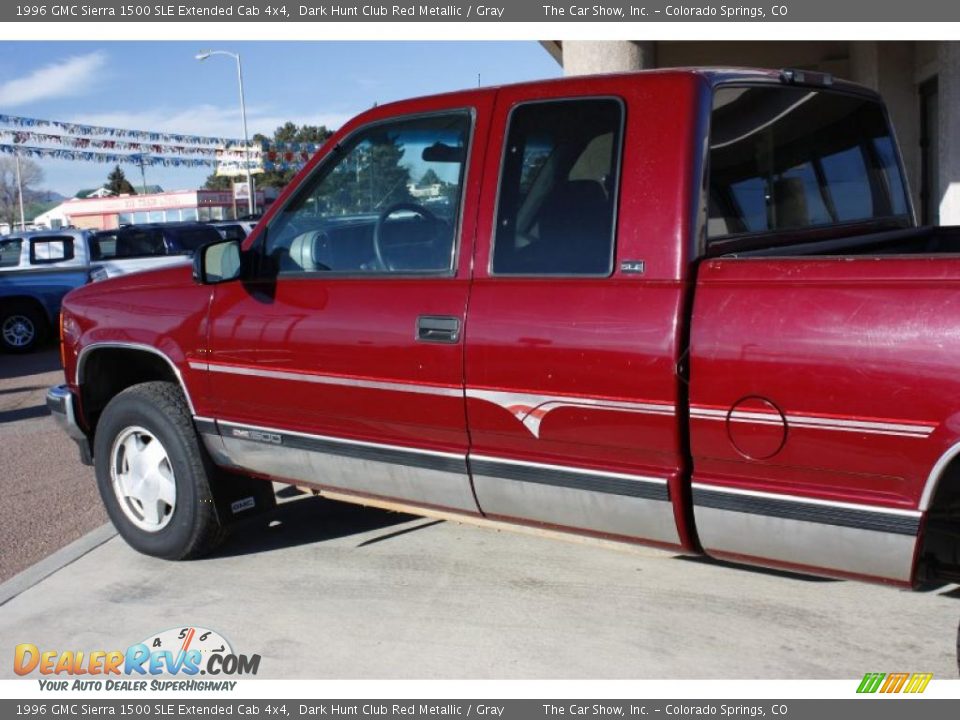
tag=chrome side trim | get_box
[189,362,678,438]
[691,482,922,518]
[217,419,464,473]
[920,439,960,511]
[467,388,675,438]
[690,406,936,439]
[692,484,920,534]
[192,416,218,436]
[189,361,462,398]
[204,419,477,512]
[471,456,679,545]
[77,342,197,416]
[471,454,669,490]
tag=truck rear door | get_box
[689,82,924,584]
[464,74,702,548]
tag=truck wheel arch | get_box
[917,439,960,584]
[77,343,198,437]
[920,439,960,512]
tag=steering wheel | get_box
[372,202,438,271]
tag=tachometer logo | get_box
[13,626,261,685]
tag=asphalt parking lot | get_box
[1,348,958,678]
[0,347,104,582]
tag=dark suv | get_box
[89,222,224,261]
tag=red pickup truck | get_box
[48,68,960,590]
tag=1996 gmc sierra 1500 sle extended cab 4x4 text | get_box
[47,68,960,591]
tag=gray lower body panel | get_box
[199,420,478,513]
[471,457,681,546]
[693,486,920,582]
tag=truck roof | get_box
[369,66,880,116]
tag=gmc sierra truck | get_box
[47,68,960,591]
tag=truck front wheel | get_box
[93,381,226,559]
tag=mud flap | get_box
[210,469,277,526]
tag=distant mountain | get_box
[27,189,67,204]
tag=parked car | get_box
[0,223,222,353]
[90,222,224,272]
[48,69,960,599]
[209,221,257,242]
[0,230,98,353]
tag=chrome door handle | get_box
[416,316,461,343]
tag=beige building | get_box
[34,189,271,231]
[543,41,957,226]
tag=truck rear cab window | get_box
[0,239,22,267]
[708,86,911,251]
[492,98,622,276]
[264,112,471,275]
[30,237,74,264]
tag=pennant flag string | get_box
[0,129,252,159]
[0,143,309,172]
[0,143,216,168]
[0,113,243,147]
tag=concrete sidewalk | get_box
[2,491,958,679]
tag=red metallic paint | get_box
[691,256,960,510]
[57,69,959,584]
[205,90,495,465]
[466,73,704,551]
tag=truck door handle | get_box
[416,316,461,344]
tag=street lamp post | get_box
[195,49,256,217]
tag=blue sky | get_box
[0,42,561,196]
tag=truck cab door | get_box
[464,76,701,548]
[199,96,492,514]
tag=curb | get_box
[0,523,117,606]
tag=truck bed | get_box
[720,224,960,258]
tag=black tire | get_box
[94,381,226,559]
[0,302,47,353]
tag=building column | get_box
[562,41,655,76]
[938,42,960,225]
[850,42,921,216]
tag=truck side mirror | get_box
[193,239,242,284]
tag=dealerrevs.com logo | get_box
[13,626,260,691]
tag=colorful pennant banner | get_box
[0,113,243,147]
[0,129,253,159]
[0,143,309,172]
[0,143,215,167]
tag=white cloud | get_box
[0,52,108,107]
[72,105,356,142]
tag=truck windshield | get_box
[707,86,911,249]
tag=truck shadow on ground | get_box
[0,346,61,380]
[209,490,960,601]
[0,404,51,424]
[676,554,838,583]
[209,490,423,559]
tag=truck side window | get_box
[492,98,622,276]
[29,237,74,264]
[263,112,471,276]
[0,239,22,268]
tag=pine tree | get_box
[106,165,136,195]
